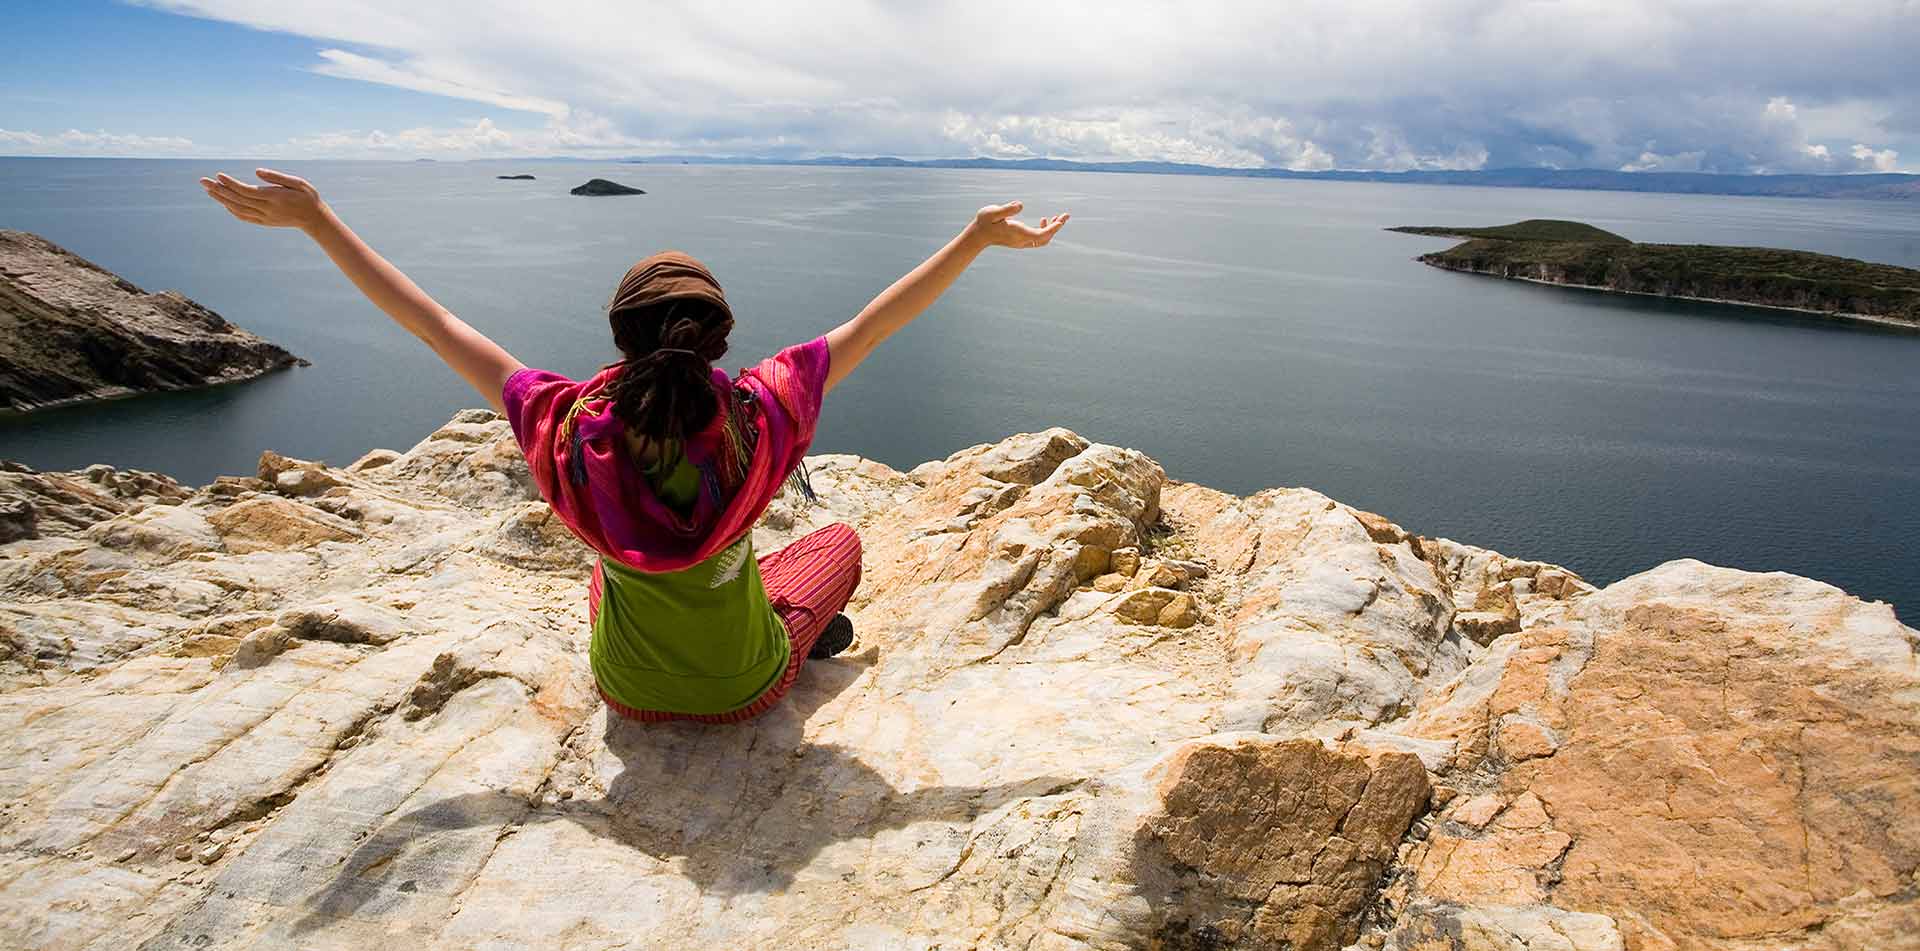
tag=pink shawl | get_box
[501,336,829,573]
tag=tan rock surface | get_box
[1388,562,1920,950]
[0,413,1911,950]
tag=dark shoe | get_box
[809,613,855,659]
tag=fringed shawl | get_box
[501,336,830,574]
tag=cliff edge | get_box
[0,230,305,413]
[1,413,1914,950]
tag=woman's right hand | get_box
[199,168,328,231]
[965,200,1069,249]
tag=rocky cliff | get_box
[1,414,1914,950]
[0,230,305,413]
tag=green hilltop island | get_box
[1389,219,1920,330]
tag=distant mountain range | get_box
[602,154,1919,201]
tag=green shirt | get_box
[589,449,790,715]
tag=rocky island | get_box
[495,174,535,181]
[0,413,1913,949]
[0,230,305,413]
[1392,219,1920,329]
[569,178,645,196]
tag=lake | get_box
[3,157,1917,620]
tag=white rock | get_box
[0,414,1908,951]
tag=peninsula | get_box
[1391,219,1920,329]
[0,230,305,414]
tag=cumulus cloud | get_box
[136,0,1919,171]
[1850,143,1900,172]
[0,127,198,155]
[254,114,660,158]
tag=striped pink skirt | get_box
[590,521,863,723]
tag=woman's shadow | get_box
[295,650,1080,931]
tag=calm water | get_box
[3,158,1917,620]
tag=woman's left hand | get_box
[199,168,327,231]
[964,200,1069,249]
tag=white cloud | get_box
[311,50,569,118]
[0,128,198,155]
[934,108,1336,170]
[130,1,1920,171]
[253,115,660,158]
[1620,149,1707,172]
[1851,143,1900,172]
[1360,126,1491,173]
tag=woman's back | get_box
[499,335,830,573]
[502,334,832,717]
[590,538,789,714]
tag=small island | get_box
[495,174,536,180]
[1390,219,1920,330]
[0,230,306,413]
[569,178,645,196]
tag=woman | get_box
[199,167,1068,724]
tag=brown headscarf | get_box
[606,251,734,329]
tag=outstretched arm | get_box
[199,169,523,415]
[823,200,1067,394]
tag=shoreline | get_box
[1417,258,1920,332]
[0,362,304,418]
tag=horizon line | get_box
[2,153,1915,180]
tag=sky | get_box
[2,0,1916,173]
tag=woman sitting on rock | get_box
[199,167,1068,724]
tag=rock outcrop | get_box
[0,414,1912,950]
[568,178,646,196]
[0,230,306,412]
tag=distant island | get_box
[1390,219,1920,330]
[495,174,535,180]
[608,155,1920,201]
[569,178,645,196]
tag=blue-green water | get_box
[3,157,1917,619]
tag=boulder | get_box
[257,450,341,498]
[1128,736,1430,951]
[205,496,361,552]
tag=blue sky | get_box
[3,0,1915,173]
[1,2,529,154]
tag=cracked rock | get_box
[0,416,1909,951]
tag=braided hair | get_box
[603,296,734,445]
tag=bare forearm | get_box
[201,168,523,413]
[300,204,521,413]
[301,205,453,343]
